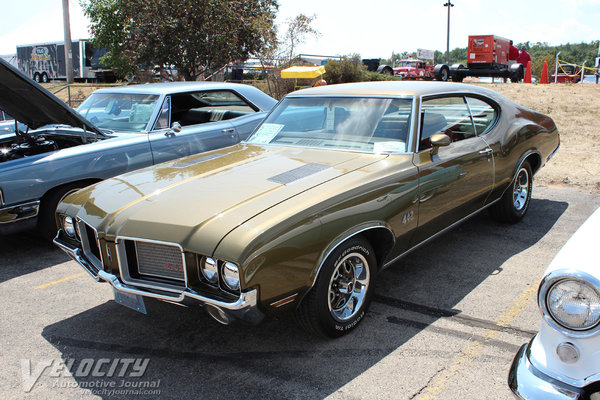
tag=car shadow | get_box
[40,197,568,399]
[0,229,69,284]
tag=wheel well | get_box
[41,179,101,203]
[377,65,393,74]
[359,228,395,270]
[524,152,542,174]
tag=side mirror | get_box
[429,133,451,156]
[171,122,182,133]
[165,122,182,137]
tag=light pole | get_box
[444,2,454,64]
[62,0,74,84]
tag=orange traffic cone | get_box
[540,61,549,84]
[524,61,532,83]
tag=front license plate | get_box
[113,288,147,314]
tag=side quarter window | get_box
[465,97,497,135]
[152,96,171,131]
[419,96,475,151]
[171,90,257,128]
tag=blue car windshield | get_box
[78,93,160,132]
[246,96,413,153]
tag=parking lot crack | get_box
[408,367,446,400]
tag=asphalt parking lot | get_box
[1,185,599,400]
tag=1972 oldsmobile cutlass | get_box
[0,57,276,238]
[54,81,560,337]
[509,207,600,399]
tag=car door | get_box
[148,93,241,165]
[409,95,494,246]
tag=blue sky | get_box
[1,0,599,58]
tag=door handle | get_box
[479,148,493,155]
[221,128,235,135]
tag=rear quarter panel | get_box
[483,97,559,201]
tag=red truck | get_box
[550,63,582,83]
[392,58,436,79]
[434,35,524,82]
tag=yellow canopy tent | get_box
[280,65,326,79]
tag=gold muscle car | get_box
[54,82,560,337]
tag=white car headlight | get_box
[222,262,240,291]
[546,279,600,331]
[63,216,76,237]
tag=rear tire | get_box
[379,66,393,75]
[437,66,449,81]
[296,236,376,338]
[38,182,88,241]
[490,160,533,223]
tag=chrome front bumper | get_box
[509,340,586,400]
[54,234,264,325]
[0,200,40,234]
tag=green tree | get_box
[531,54,555,80]
[254,13,320,98]
[82,0,134,78]
[281,14,320,62]
[324,55,367,84]
[82,0,279,80]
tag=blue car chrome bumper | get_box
[0,200,39,234]
[509,340,587,400]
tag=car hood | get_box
[0,58,103,135]
[543,206,600,279]
[66,144,388,253]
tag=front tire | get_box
[491,160,533,223]
[296,236,376,338]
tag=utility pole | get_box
[444,1,454,64]
[62,0,74,83]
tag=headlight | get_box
[200,257,218,284]
[222,262,240,291]
[63,216,76,237]
[547,279,600,331]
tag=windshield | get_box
[397,61,418,68]
[247,97,413,153]
[77,93,160,132]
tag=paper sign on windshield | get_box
[374,141,406,153]
[251,123,283,143]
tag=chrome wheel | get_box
[513,167,530,211]
[328,252,370,322]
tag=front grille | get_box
[85,225,101,261]
[134,241,185,282]
[78,220,103,272]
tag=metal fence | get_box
[50,83,124,107]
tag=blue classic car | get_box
[0,58,276,239]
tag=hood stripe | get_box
[268,163,331,185]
